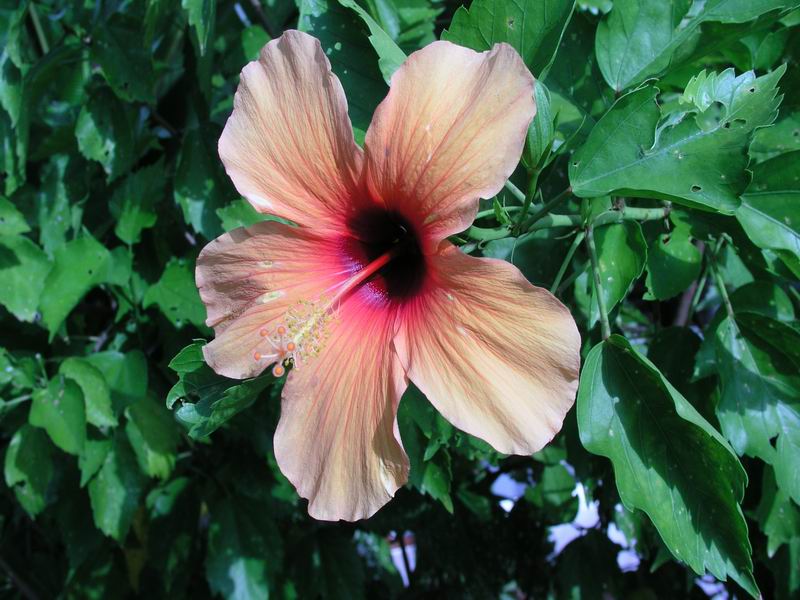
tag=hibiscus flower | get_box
[196,30,581,521]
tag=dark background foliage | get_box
[1,0,799,598]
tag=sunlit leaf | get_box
[578,335,758,597]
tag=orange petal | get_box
[218,30,362,232]
[363,41,535,250]
[196,221,345,379]
[274,294,409,521]
[396,244,580,455]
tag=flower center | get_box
[342,207,426,301]
[251,208,426,377]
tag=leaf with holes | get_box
[570,68,785,213]
[578,335,757,597]
[644,227,702,301]
[442,0,575,78]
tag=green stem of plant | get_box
[592,206,670,227]
[550,231,585,294]
[586,226,611,339]
[475,206,523,220]
[522,187,572,230]
[503,180,526,203]
[2,395,32,411]
[686,267,709,324]
[709,241,735,320]
[514,172,539,234]
[469,206,672,241]
[29,3,49,55]
[466,225,511,241]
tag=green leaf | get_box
[370,0,442,53]
[0,195,27,235]
[398,385,455,512]
[173,128,227,238]
[182,0,216,56]
[85,350,148,416]
[29,376,87,455]
[0,50,24,126]
[298,0,387,141]
[216,199,272,231]
[588,221,646,326]
[595,0,796,92]
[442,0,575,78]
[59,357,117,428]
[0,234,50,322]
[716,313,800,504]
[75,87,136,181]
[38,234,112,337]
[206,495,283,600]
[4,424,54,517]
[110,160,166,244]
[90,14,155,103]
[751,112,800,161]
[0,95,27,195]
[644,227,702,301]
[88,434,146,542]
[339,0,407,84]
[577,335,757,596]
[241,25,271,60]
[482,228,574,288]
[143,257,207,329]
[79,435,112,488]
[694,280,794,380]
[524,81,555,169]
[756,466,800,557]
[570,67,785,213]
[168,342,272,439]
[125,396,179,479]
[737,150,800,260]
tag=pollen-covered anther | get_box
[272,364,286,377]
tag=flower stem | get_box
[30,3,49,55]
[475,206,523,220]
[468,205,671,241]
[521,187,572,230]
[550,231,585,294]
[709,239,734,320]
[513,172,539,234]
[586,226,611,339]
[503,180,526,203]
